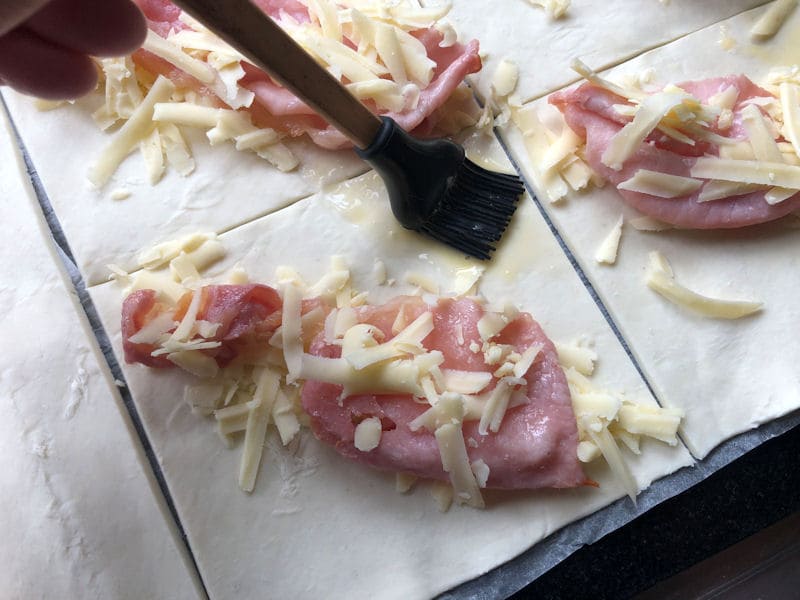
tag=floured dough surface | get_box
[447,0,769,103]
[2,89,367,286]
[0,108,201,598]
[502,3,800,458]
[88,135,691,599]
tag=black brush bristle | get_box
[357,118,525,260]
[420,159,524,260]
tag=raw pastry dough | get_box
[88,134,691,599]
[2,89,367,286]
[502,3,800,457]
[0,108,201,599]
[446,0,769,103]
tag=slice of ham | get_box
[131,0,481,149]
[123,284,284,367]
[301,296,585,490]
[550,76,800,228]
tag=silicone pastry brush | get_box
[172,0,524,259]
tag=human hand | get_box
[0,0,146,100]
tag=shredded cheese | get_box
[435,422,484,508]
[690,157,800,191]
[281,283,304,382]
[88,76,176,187]
[618,170,703,198]
[602,91,693,170]
[750,0,798,41]
[645,251,763,319]
[594,215,624,265]
[354,417,383,451]
[740,104,784,163]
[239,368,280,492]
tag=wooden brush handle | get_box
[172,0,383,148]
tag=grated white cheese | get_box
[594,215,624,265]
[354,417,383,451]
[491,59,519,98]
[740,104,784,163]
[602,91,693,170]
[440,369,492,394]
[617,404,683,445]
[526,0,570,19]
[750,0,798,41]
[584,417,638,502]
[697,180,766,203]
[470,459,490,488]
[239,368,280,492]
[690,157,800,191]
[618,170,703,198]
[88,76,175,187]
[395,472,417,493]
[281,283,304,382]
[435,422,484,508]
[271,388,301,445]
[167,349,219,378]
[554,341,596,375]
[645,250,763,319]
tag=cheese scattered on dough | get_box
[404,270,439,294]
[470,459,490,488]
[491,59,519,98]
[431,481,454,512]
[554,341,596,375]
[779,82,800,158]
[395,472,417,493]
[88,76,175,187]
[584,417,639,502]
[617,404,683,445]
[750,0,798,41]
[281,282,304,382]
[239,368,280,492]
[645,250,763,319]
[271,388,301,446]
[594,215,624,265]
[526,0,570,19]
[565,364,681,501]
[452,265,484,296]
[628,216,672,231]
[718,24,736,51]
[435,422,484,508]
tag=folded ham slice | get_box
[132,0,482,149]
[122,284,283,367]
[550,76,800,228]
[301,296,585,490]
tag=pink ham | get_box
[123,284,283,367]
[122,289,175,367]
[131,0,481,149]
[301,296,586,490]
[550,76,800,228]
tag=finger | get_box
[0,28,97,100]
[26,0,147,58]
[0,0,51,37]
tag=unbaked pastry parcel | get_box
[4,0,798,598]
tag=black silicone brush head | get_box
[356,117,524,260]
